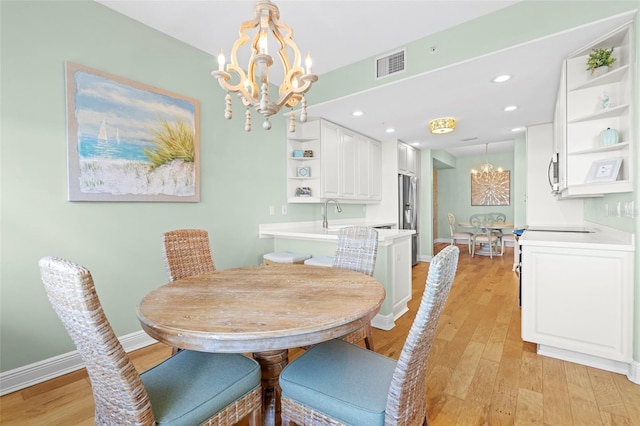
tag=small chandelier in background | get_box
[429,117,456,134]
[211,0,318,132]
[471,143,503,175]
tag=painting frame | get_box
[471,170,511,206]
[65,62,200,202]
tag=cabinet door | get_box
[521,245,633,362]
[398,143,408,174]
[406,145,416,175]
[369,140,382,200]
[320,121,342,198]
[355,135,370,199]
[341,129,356,199]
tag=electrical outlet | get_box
[624,201,634,218]
[269,206,275,216]
[616,202,622,217]
[281,205,288,215]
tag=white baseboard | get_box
[372,312,395,331]
[0,331,157,396]
[628,360,640,384]
[538,344,638,383]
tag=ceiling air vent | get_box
[375,49,405,79]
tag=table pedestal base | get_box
[253,349,288,426]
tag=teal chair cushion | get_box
[141,350,261,425]
[280,339,397,425]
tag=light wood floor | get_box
[2,243,639,425]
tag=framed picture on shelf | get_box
[585,157,623,183]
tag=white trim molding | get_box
[0,331,157,396]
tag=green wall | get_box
[437,151,516,241]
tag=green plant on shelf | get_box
[586,47,616,73]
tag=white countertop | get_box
[259,219,415,243]
[519,223,634,251]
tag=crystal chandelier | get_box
[211,0,318,132]
[471,143,503,175]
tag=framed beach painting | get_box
[65,62,200,201]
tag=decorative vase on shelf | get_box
[592,65,609,77]
[599,128,619,146]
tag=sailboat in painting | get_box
[95,119,118,157]
[98,120,108,142]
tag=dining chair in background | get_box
[39,256,262,426]
[447,212,472,253]
[469,213,500,258]
[279,245,460,426]
[162,228,216,282]
[333,226,379,350]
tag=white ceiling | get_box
[96,1,635,157]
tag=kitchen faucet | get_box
[322,199,342,229]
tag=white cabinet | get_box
[520,232,634,371]
[287,119,382,203]
[368,138,382,200]
[398,142,417,176]
[340,128,356,198]
[555,23,634,198]
[320,120,342,199]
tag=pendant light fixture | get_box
[211,0,318,132]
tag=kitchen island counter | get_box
[259,220,415,331]
[259,220,414,242]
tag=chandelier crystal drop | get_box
[429,117,456,134]
[211,0,318,132]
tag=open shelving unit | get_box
[557,22,634,198]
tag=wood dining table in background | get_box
[137,264,385,426]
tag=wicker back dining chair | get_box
[162,229,217,354]
[162,229,216,282]
[332,226,379,350]
[279,245,460,426]
[469,213,500,258]
[447,212,472,254]
[39,256,262,426]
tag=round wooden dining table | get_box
[137,264,385,426]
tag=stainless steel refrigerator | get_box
[398,174,418,266]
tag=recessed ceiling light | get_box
[492,74,512,83]
[504,105,518,112]
[386,127,395,133]
[511,127,525,132]
[352,110,364,117]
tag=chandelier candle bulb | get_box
[217,50,225,71]
[305,53,312,74]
